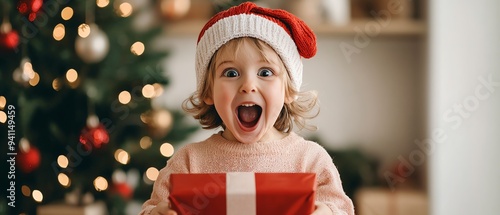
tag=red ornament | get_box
[17,0,43,22]
[0,30,19,50]
[16,145,41,174]
[112,182,134,200]
[79,123,109,151]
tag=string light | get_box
[61,7,74,20]
[28,72,40,87]
[97,0,110,8]
[22,61,35,80]
[78,23,91,38]
[146,167,159,181]
[58,173,71,187]
[118,91,131,104]
[0,111,6,123]
[131,42,145,56]
[139,136,152,149]
[66,69,78,83]
[117,2,133,17]
[19,138,30,152]
[114,149,130,165]
[57,155,69,168]
[32,190,43,202]
[93,176,108,191]
[22,185,31,197]
[0,96,6,109]
[52,78,62,91]
[142,84,155,98]
[160,143,174,157]
[53,23,65,41]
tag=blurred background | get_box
[0,0,498,214]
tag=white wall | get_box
[428,0,500,214]
[154,34,424,169]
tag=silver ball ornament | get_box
[75,24,109,63]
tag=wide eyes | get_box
[257,68,273,77]
[223,69,239,77]
[222,68,274,77]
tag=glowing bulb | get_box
[61,7,74,20]
[53,23,65,41]
[22,61,35,79]
[66,69,78,83]
[32,190,43,202]
[58,173,71,187]
[57,155,69,168]
[0,96,6,109]
[22,185,31,197]
[146,167,159,181]
[96,0,110,8]
[29,72,40,86]
[93,176,108,191]
[131,42,145,56]
[117,2,133,17]
[52,78,62,91]
[115,149,130,165]
[140,136,152,149]
[78,23,91,38]
[142,84,155,98]
[0,111,6,123]
[19,138,30,153]
[160,143,174,157]
[118,91,131,104]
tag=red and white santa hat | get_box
[195,2,317,92]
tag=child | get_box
[141,2,354,215]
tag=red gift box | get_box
[169,172,316,215]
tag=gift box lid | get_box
[169,172,316,215]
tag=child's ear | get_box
[204,97,214,105]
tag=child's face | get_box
[204,39,293,144]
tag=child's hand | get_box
[310,201,332,215]
[149,201,177,215]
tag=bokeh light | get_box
[131,41,145,56]
[61,7,74,20]
[160,143,174,157]
[118,91,131,104]
[53,23,65,41]
[93,176,108,191]
[57,155,69,168]
[140,136,152,149]
[58,173,71,187]
[32,190,43,202]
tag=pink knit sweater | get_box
[140,132,354,215]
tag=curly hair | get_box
[182,37,319,132]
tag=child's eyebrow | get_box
[216,60,233,69]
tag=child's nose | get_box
[239,77,256,93]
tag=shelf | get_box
[162,19,426,37]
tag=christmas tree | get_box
[0,0,198,214]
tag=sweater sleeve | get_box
[313,148,355,215]
[139,147,190,215]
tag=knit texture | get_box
[195,2,317,93]
[140,132,354,215]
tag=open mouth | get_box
[237,104,262,128]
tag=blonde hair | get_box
[182,37,319,132]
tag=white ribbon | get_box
[226,172,257,215]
